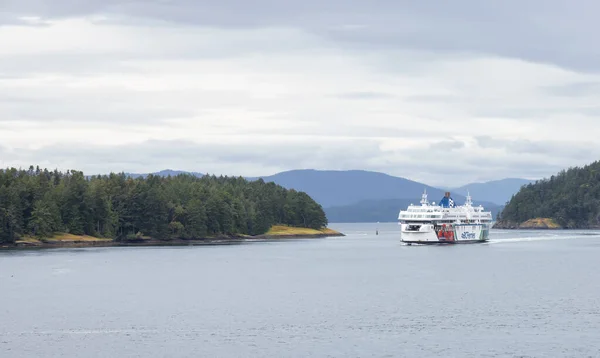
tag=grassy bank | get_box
[493,217,561,229]
[264,225,343,237]
[15,233,113,246]
[519,218,561,229]
[3,225,344,250]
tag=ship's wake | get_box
[488,232,600,244]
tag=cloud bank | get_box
[2,1,600,187]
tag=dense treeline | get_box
[497,160,600,228]
[0,166,328,244]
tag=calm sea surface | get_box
[2,223,600,357]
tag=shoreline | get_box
[493,226,600,230]
[493,218,562,230]
[0,227,345,251]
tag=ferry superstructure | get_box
[398,190,492,244]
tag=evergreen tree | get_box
[497,160,600,228]
[0,166,329,243]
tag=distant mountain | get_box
[451,178,534,205]
[251,169,468,208]
[123,169,204,179]
[324,198,503,223]
[107,168,522,223]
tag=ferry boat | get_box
[398,190,492,244]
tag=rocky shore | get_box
[0,226,345,251]
[493,218,561,229]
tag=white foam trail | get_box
[488,234,592,244]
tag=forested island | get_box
[494,160,600,229]
[0,166,342,249]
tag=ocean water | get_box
[2,222,600,357]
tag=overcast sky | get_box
[1,0,599,187]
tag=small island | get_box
[0,166,344,250]
[494,160,600,229]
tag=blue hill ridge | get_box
[114,168,527,222]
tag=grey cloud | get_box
[429,140,465,151]
[5,135,599,188]
[3,0,126,21]
[474,136,593,159]
[404,95,464,103]
[332,92,396,100]
[0,13,23,26]
[6,139,384,176]
[9,105,193,124]
[543,82,600,97]
[471,108,544,119]
[385,134,600,186]
[0,82,257,124]
[4,1,600,186]
[0,96,41,105]
[6,0,600,72]
[0,30,320,80]
[474,136,506,149]
[0,11,50,26]
[4,0,361,26]
[0,93,196,124]
[0,138,474,188]
[471,105,600,120]
[0,54,143,77]
[579,107,600,116]
[234,117,436,139]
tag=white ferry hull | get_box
[401,223,489,245]
[398,190,493,245]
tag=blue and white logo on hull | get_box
[461,232,476,240]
